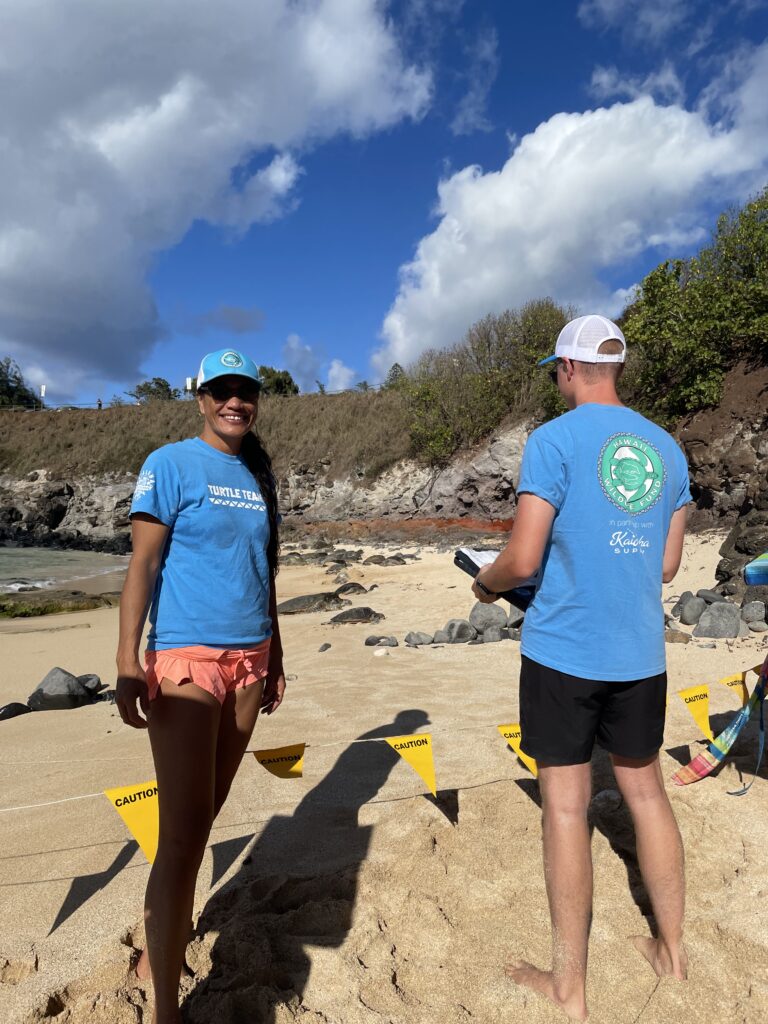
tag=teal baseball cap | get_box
[197,349,262,387]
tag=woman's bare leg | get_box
[143,680,220,1024]
[213,680,265,816]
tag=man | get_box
[473,315,690,1021]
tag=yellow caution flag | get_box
[253,743,305,779]
[104,779,159,863]
[718,672,749,707]
[498,723,538,777]
[677,684,714,741]
[385,734,437,796]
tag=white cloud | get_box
[375,42,768,375]
[590,62,685,105]
[0,0,431,399]
[282,334,323,393]
[450,27,500,136]
[578,0,692,44]
[327,359,357,392]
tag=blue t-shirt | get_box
[130,437,273,651]
[518,404,691,681]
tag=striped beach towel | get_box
[672,654,767,794]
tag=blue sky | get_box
[2,0,767,404]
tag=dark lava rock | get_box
[693,602,741,639]
[0,702,32,721]
[443,619,478,644]
[741,600,766,623]
[404,630,434,646]
[365,635,386,646]
[318,643,332,653]
[0,590,112,618]
[749,620,768,633]
[506,603,526,628]
[432,629,450,644]
[329,607,385,625]
[483,627,503,643]
[376,636,399,647]
[77,673,105,694]
[469,602,507,635]
[679,596,706,626]
[27,667,95,711]
[671,591,693,618]
[277,593,349,615]
[335,582,368,596]
[696,588,729,604]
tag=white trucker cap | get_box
[538,314,626,365]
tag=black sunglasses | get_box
[547,360,563,385]
[199,379,260,402]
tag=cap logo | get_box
[598,434,665,515]
[220,351,243,368]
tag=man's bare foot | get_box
[506,960,588,1021]
[133,947,193,984]
[631,936,688,980]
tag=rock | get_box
[0,702,32,721]
[335,582,368,596]
[671,591,693,618]
[432,629,450,644]
[443,619,477,644]
[467,638,484,645]
[507,627,522,641]
[483,626,503,643]
[404,631,434,646]
[679,596,706,626]
[329,607,385,624]
[738,620,750,638]
[741,601,766,623]
[748,620,768,632]
[468,602,508,634]
[333,573,348,585]
[665,629,691,644]
[506,603,526,628]
[665,616,680,631]
[277,593,349,614]
[697,642,717,649]
[377,637,399,647]
[381,555,407,566]
[693,602,741,639]
[363,554,387,565]
[27,667,94,711]
[365,635,386,646]
[696,588,729,604]
[77,673,105,694]
[281,552,306,565]
[0,589,112,618]
[318,643,331,653]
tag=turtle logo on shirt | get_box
[221,351,244,368]
[598,434,665,514]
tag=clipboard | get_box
[454,548,537,609]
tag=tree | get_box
[355,380,370,392]
[384,363,406,389]
[0,357,38,408]
[126,377,181,402]
[315,380,326,394]
[258,366,299,395]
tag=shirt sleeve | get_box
[673,444,692,511]
[518,429,568,511]
[129,448,181,527]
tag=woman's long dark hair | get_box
[241,431,280,578]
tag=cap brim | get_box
[537,354,557,365]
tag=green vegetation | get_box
[258,366,299,395]
[126,376,182,402]
[624,187,768,423]
[0,357,39,409]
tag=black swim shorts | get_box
[519,655,667,765]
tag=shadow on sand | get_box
[181,708,431,1023]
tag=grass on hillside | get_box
[0,389,412,480]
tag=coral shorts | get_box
[144,641,271,705]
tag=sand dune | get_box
[1,531,767,1023]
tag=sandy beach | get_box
[1,530,767,1023]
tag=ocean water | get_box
[0,547,130,594]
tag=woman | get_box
[116,349,285,1024]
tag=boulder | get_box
[748,620,768,632]
[671,591,694,618]
[0,702,32,721]
[376,636,399,647]
[442,619,477,644]
[508,627,522,641]
[738,620,750,638]
[665,630,691,644]
[468,602,508,635]
[483,626,503,643]
[329,607,385,625]
[77,673,105,694]
[27,667,94,711]
[432,629,450,644]
[404,631,434,646]
[679,596,706,626]
[693,602,741,639]
[506,603,526,629]
[696,588,729,604]
[277,593,349,615]
[741,601,766,623]
[365,635,386,646]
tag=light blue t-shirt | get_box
[130,437,273,651]
[519,404,691,681]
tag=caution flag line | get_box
[0,663,762,815]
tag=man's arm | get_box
[662,506,688,583]
[472,493,556,602]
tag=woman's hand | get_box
[116,667,150,729]
[261,670,285,715]
[472,567,499,604]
